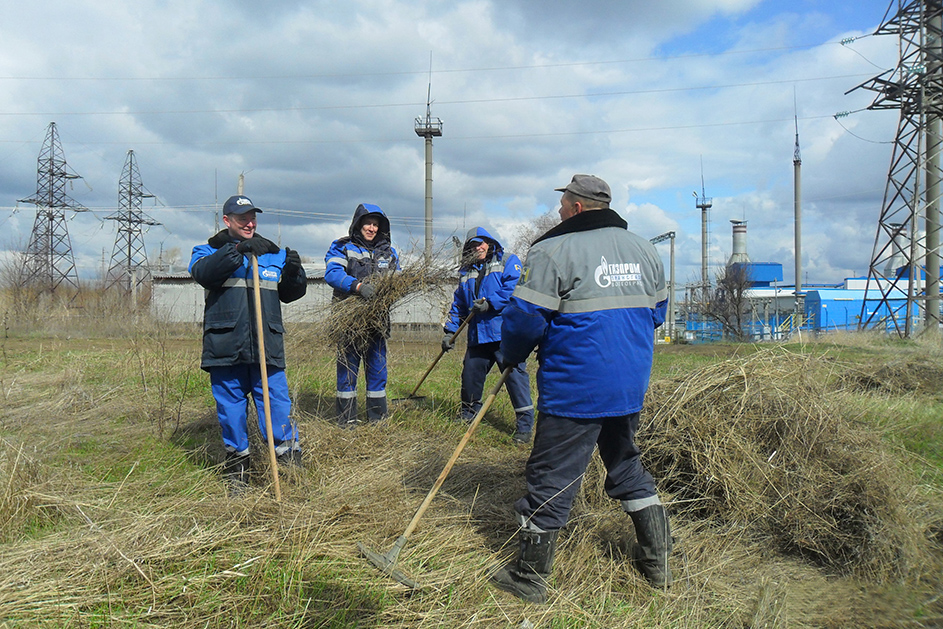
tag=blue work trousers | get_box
[514,411,658,531]
[337,336,387,396]
[210,364,297,456]
[461,341,534,433]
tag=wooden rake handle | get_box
[251,255,282,502]
[406,310,475,398]
[401,365,512,540]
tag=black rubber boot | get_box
[223,453,250,497]
[457,400,481,423]
[629,504,673,587]
[276,448,302,468]
[366,395,388,424]
[490,529,559,603]
[336,396,357,429]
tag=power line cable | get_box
[0,40,878,83]
[0,72,880,119]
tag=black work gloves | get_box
[441,333,455,352]
[357,283,377,300]
[284,247,302,272]
[236,235,280,257]
[472,298,490,314]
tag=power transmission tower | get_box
[851,1,943,337]
[18,122,87,295]
[105,150,160,298]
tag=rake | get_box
[392,310,475,403]
[359,365,512,587]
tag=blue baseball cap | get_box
[223,195,262,216]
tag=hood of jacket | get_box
[348,203,392,247]
[462,226,504,265]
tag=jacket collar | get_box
[533,208,627,246]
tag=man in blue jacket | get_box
[442,227,534,443]
[189,195,307,495]
[325,203,399,428]
[491,175,672,602]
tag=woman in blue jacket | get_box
[324,203,399,428]
[442,227,534,443]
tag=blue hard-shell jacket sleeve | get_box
[324,240,357,293]
[653,298,667,328]
[189,243,242,289]
[444,282,467,333]
[488,254,521,313]
[500,296,550,365]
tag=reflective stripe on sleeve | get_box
[221,277,278,291]
[512,284,560,310]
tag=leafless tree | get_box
[700,264,753,341]
[511,210,560,260]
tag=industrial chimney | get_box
[728,220,750,265]
[884,223,909,277]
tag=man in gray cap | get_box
[491,174,673,602]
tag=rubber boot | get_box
[366,395,388,424]
[490,529,559,603]
[629,504,673,587]
[457,400,481,424]
[223,452,250,497]
[512,430,532,444]
[336,396,357,429]
[512,409,534,444]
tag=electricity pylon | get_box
[851,0,943,337]
[105,150,160,298]
[18,122,87,295]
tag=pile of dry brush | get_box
[627,347,941,581]
[320,256,455,353]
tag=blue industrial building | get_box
[679,221,915,342]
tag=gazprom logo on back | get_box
[595,256,641,288]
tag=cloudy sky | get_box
[0,0,901,291]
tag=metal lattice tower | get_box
[105,150,160,296]
[852,0,943,337]
[18,122,87,295]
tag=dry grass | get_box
[0,318,941,627]
[640,347,939,581]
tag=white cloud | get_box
[0,0,905,294]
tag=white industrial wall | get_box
[151,275,452,327]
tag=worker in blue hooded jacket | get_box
[442,227,535,443]
[325,203,399,428]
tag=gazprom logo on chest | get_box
[594,255,642,288]
[262,268,278,280]
[377,259,390,269]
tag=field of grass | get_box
[0,302,941,628]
